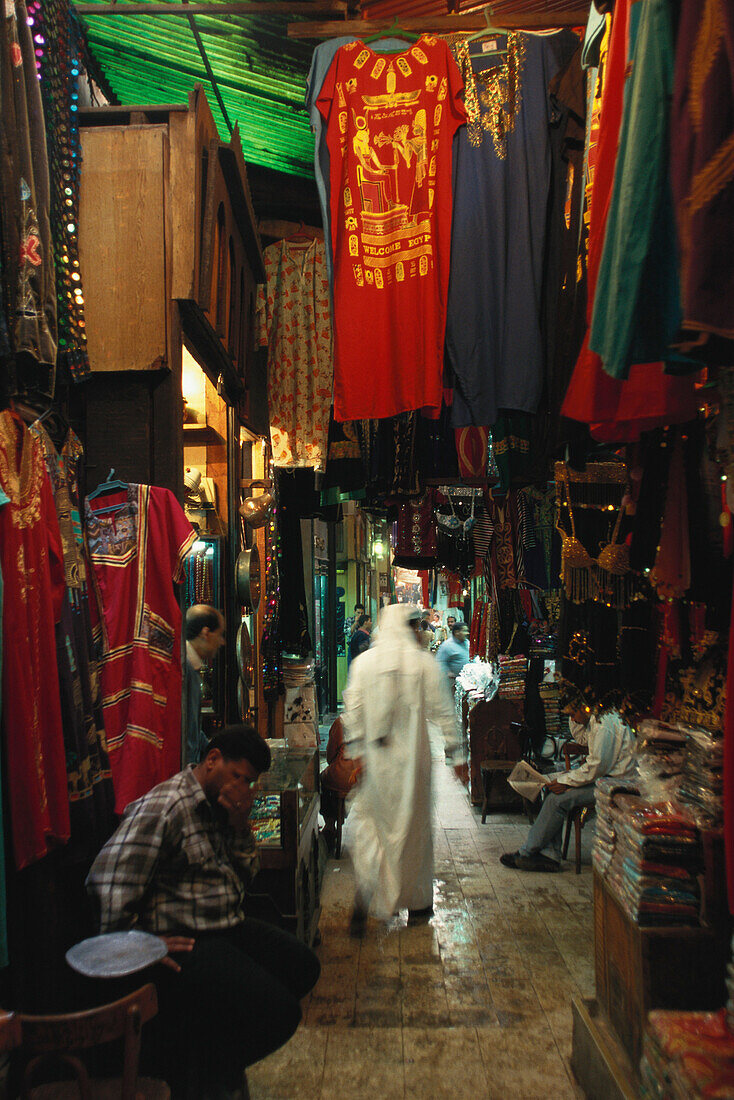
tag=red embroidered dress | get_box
[318,36,465,421]
[0,411,69,868]
[85,485,195,813]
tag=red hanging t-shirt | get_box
[317,36,466,421]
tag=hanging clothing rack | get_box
[287,6,589,38]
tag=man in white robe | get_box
[342,603,462,934]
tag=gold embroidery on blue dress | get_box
[450,34,526,157]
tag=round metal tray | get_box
[66,930,167,978]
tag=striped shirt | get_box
[86,765,260,935]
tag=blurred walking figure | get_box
[342,604,462,934]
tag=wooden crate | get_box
[593,870,728,1067]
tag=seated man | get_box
[500,696,635,872]
[87,725,320,1099]
[320,716,361,850]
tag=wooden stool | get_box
[480,759,515,823]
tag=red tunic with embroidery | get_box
[318,36,465,421]
[85,485,195,813]
[0,411,70,869]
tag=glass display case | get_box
[250,747,318,848]
[247,746,322,945]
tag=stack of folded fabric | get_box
[603,795,701,926]
[640,1008,734,1100]
[636,720,688,801]
[678,727,724,828]
[538,680,562,741]
[592,773,641,879]
[497,654,527,700]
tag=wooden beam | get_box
[74,2,347,14]
[287,9,588,37]
[187,9,234,135]
[258,217,323,240]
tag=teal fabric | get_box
[581,2,606,70]
[589,0,682,380]
[0,489,9,968]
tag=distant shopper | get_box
[345,602,365,666]
[436,621,470,692]
[349,613,372,662]
[500,697,635,872]
[184,604,225,764]
[342,604,461,934]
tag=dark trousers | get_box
[147,918,320,1096]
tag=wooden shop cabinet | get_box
[77,86,266,495]
[592,869,729,1068]
[246,747,322,947]
[465,695,525,806]
[76,87,267,731]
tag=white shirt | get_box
[555,711,635,788]
[186,640,203,672]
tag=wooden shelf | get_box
[183,423,225,445]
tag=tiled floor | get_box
[249,749,594,1100]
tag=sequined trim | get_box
[449,35,526,158]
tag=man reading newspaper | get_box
[501,692,635,872]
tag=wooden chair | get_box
[334,794,346,860]
[561,741,595,875]
[0,1008,22,1052]
[17,983,170,1099]
[479,759,516,823]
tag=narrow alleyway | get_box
[249,753,593,1100]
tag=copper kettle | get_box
[239,480,274,528]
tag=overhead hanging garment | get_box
[256,236,333,471]
[316,36,466,421]
[0,410,70,869]
[445,29,577,429]
[85,484,195,813]
[30,421,116,856]
[589,0,685,379]
[0,0,57,395]
[560,0,700,441]
[671,0,734,344]
[306,35,411,291]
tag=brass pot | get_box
[239,480,274,529]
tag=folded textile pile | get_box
[678,727,724,829]
[592,772,642,878]
[640,1008,734,1100]
[497,654,527,700]
[636,720,688,802]
[600,794,701,926]
[538,680,562,740]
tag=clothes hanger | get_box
[285,221,315,244]
[463,5,509,54]
[8,393,53,426]
[363,17,419,45]
[88,468,128,502]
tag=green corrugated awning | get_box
[77,2,320,177]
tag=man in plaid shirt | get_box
[87,725,320,1100]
